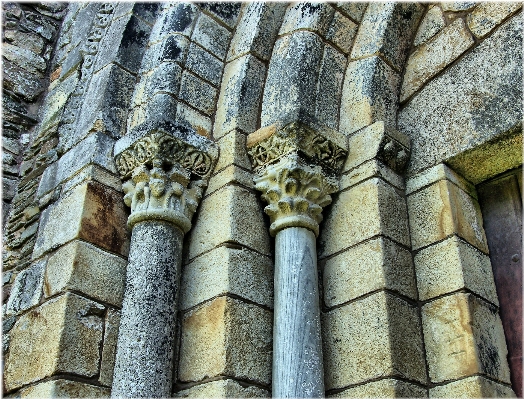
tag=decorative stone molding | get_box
[254,154,337,237]
[247,121,348,175]
[248,121,348,237]
[114,120,219,230]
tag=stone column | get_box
[247,120,348,398]
[111,121,218,398]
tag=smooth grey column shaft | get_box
[273,226,325,398]
[112,220,183,398]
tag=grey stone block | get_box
[227,3,287,61]
[325,11,358,54]
[214,55,266,138]
[414,5,446,46]
[335,2,367,22]
[279,3,335,36]
[185,43,223,86]
[178,71,217,115]
[398,13,523,177]
[191,13,232,60]
[176,379,269,398]
[114,2,160,25]
[6,260,45,316]
[149,3,198,43]
[351,2,424,71]
[261,31,324,127]
[198,3,242,29]
[3,43,46,75]
[134,62,182,106]
[140,34,190,74]
[3,60,45,102]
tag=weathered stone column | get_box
[111,120,218,398]
[247,121,348,398]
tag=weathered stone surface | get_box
[2,137,20,155]
[214,130,252,172]
[406,163,476,198]
[4,29,45,54]
[414,5,446,46]
[149,3,198,43]
[178,71,217,115]
[261,31,324,127]
[339,56,400,135]
[133,62,182,106]
[440,2,476,12]
[3,177,18,201]
[179,297,272,385]
[407,179,488,251]
[140,34,190,74]
[323,291,426,389]
[331,378,427,398]
[187,185,270,259]
[335,2,367,22]
[3,43,46,75]
[16,379,110,398]
[399,14,522,176]
[422,293,511,383]
[2,60,45,102]
[279,3,335,36]
[415,236,499,303]
[401,18,474,101]
[198,3,242,29]
[341,160,405,191]
[176,379,269,398]
[175,102,212,138]
[227,3,287,61]
[350,2,424,70]
[37,132,116,198]
[467,2,521,38]
[61,164,122,195]
[4,293,105,391]
[429,375,516,398]
[44,240,126,307]
[325,11,357,54]
[185,43,223,86]
[323,237,417,308]
[191,13,232,60]
[206,165,253,196]
[214,54,266,138]
[315,45,346,130]
[38,71,78,133]
[99,308,120,387]
[181,246,272,310]
[320,178,410,258]
[113,2,160,25]
[33,181,130,259]
[6,260,45,316]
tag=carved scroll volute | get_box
[247,121,348,237]
[114,127,218,231]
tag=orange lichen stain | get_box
[50,67,61,82]
[246,124,277,148]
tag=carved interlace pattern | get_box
[122,160,206,231]
[247,123,347,173]
[254,155,338,237]
[115,132,214,179]
[378,138,409,173]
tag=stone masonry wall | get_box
[2,2,521,398]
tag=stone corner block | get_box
[331,378,427,398]
[45,240,127,307]
[407,179,487,251]
[322,291,426,390]
[422,293,511,384]
[179,296,272,386]
[429,375,516,398]
[99,308,121,387]
[176,379,269,398]
[414,236,499,304]
[405,163,476,198]
[4,293,106,391]
[33,181,130,259]
[17,379,110,398]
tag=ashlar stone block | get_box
[319,177,410,258]
[181,246,273,310]
[191,13,232,60]
[33,181,130,259]
[6,260,45,316]
[179,297,272,385]
[331,378,427,398]
[467,2,522,38]
[415,236,499,303]
[99,308,120,387]
[422,293,511,384]
[16,379,110,398]
[206,165,254,196]
[178,71,217,115]
[401,18,474,101]
[4,293,105,391]
[323,291,426,389]
[429,375,516,398]
[335,3,367,23]
[407,179,488,251]
[214,130,252,172]
[187,185,270,260]
[149,3,198,43]
[414,6,446,47]
[279,3,335,36]
[325,11,357,54]
[176,379,269,398]
[45,240,127,307]
[323,237,417,308]
[214,55,266,138]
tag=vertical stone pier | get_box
[247,120,348,398]
[111,120,218,398]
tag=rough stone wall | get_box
[2,2,522,398]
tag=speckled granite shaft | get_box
[112,220,183,398]
[273,227,325,398]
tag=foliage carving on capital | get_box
[254,155,338,237]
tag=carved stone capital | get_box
[114,121,218,230]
